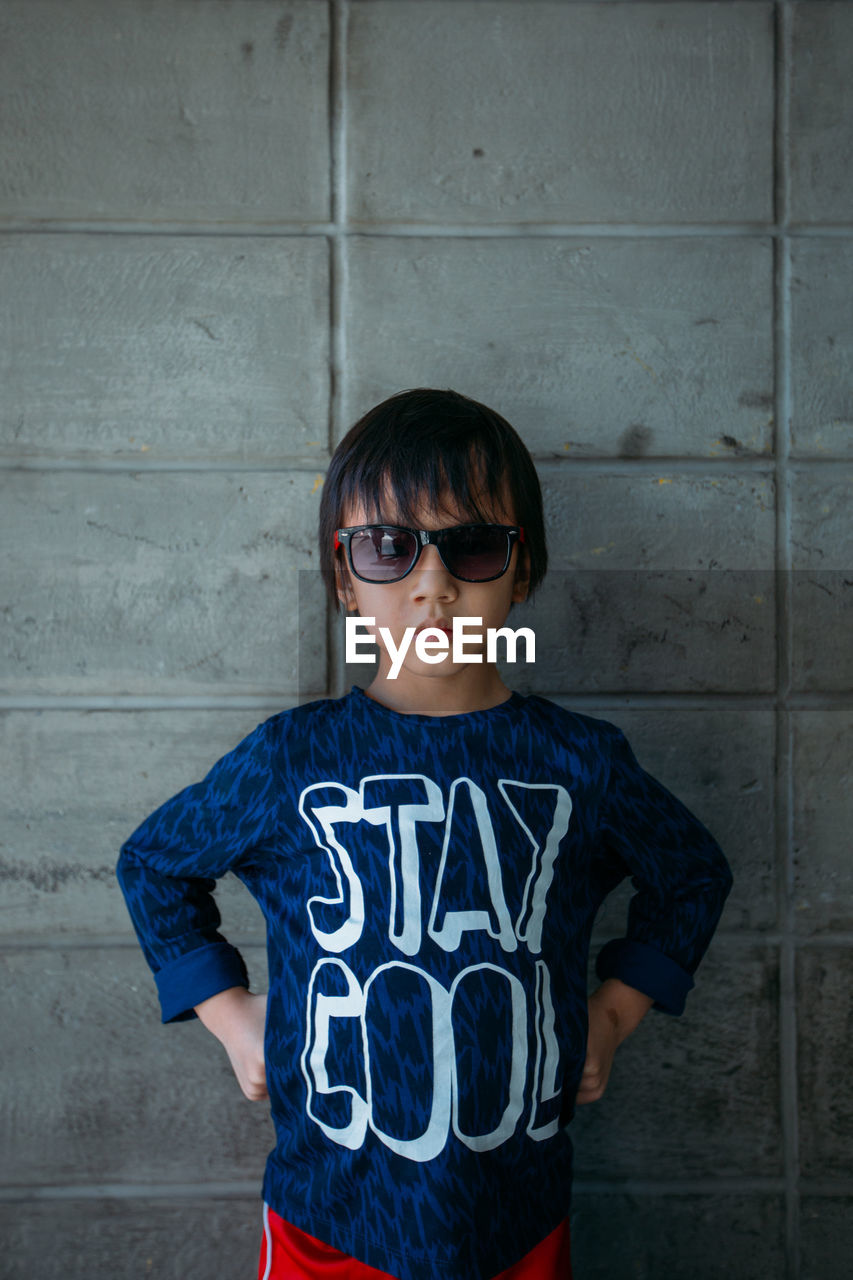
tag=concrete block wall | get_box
[0,2,850,1277]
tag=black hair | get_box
[318,388,547,610]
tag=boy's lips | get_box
[415,619,453,635]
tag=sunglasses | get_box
[335,523,525,584]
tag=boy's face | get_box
[336,485,530,691]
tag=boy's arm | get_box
[576,978,653,1105]
[593,725,734,1019]
[116,719,279,1024]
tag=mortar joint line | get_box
[3,220,852,240]
[1,454,849,478]
[774,7,800,1279]
[328,0,350,702]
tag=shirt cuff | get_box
[154,941,249,1023]
[595,938,694,1016]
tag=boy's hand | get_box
[575,978,653,1105]
[194,986,269,1101]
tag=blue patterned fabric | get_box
[117,686,732,1280]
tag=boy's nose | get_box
[408,544,457,598]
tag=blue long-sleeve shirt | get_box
[117,686,732,1280]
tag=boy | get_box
[117,388,733,1280]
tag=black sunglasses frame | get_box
[334,523,525,584]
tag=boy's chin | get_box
[381,658,486,682]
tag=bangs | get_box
[338,433,511,528]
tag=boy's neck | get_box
[363,666,516,717]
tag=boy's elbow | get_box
[115,840,144,892]
[115,850,130,901]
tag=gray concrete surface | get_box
[793,711,853,935]
[790,467,853,694]
[796,948,853,1180]
[799,1197,853,1280]
[1,2,850,1278]
[0,235,331,462]
[345,1,774,224]
[569,1191,787,1279]
[791,240,853,456]
[0,1198,262,1280]
[0,470,326,696]
[344,236,776,458]
[0,0,331,222]
[789,2,853,225]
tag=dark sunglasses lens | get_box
[350,526,418,581]
[442,526,510,580]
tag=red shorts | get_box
[258,1204,572,1280]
